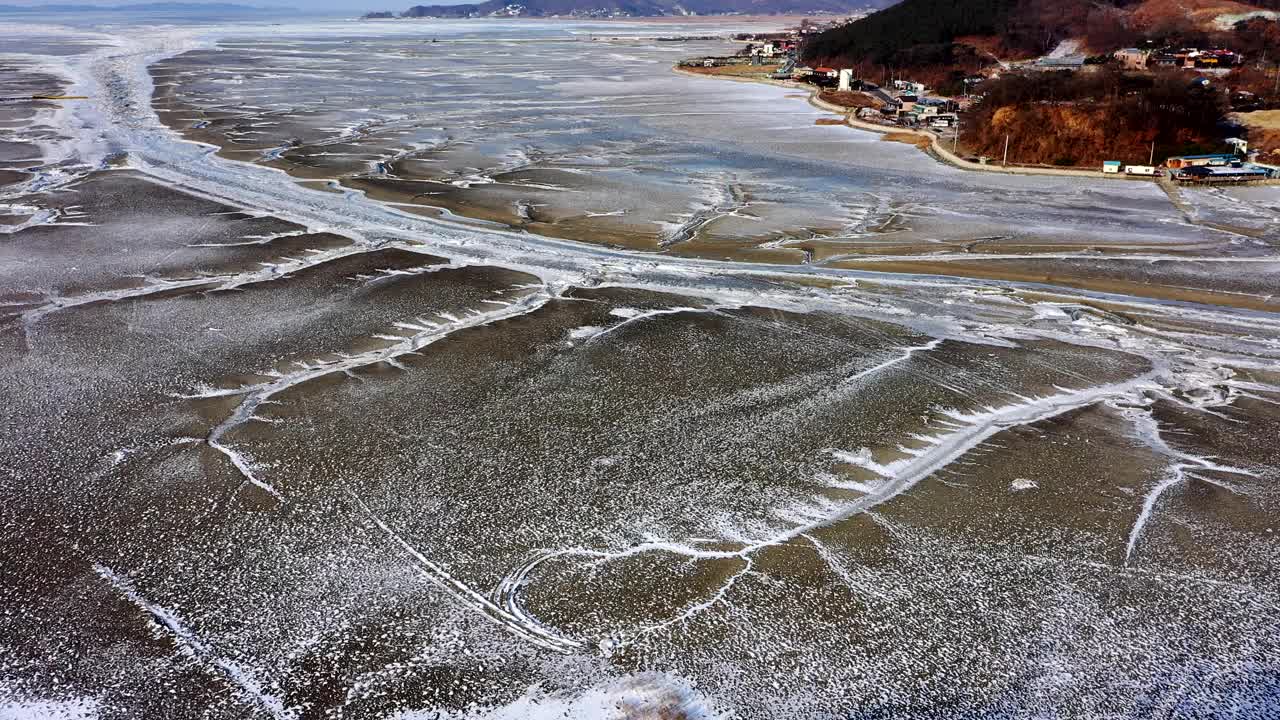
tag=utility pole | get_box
[1149,141,1155,166]
[1003,134,1010,166]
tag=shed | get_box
[1165,154,1235,169]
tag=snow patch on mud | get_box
[1214,10,1279,30]
[567,325,604,342]
[0,697,98,720]
[393,673,721,720]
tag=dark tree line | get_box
[802,0,1023,66]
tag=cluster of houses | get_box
[874,86,961,129]
[1113,46,1243,72]
[734,16,865,60]
[681,36,1275,183]
[792,71,962,129]
[746,39,798,59]
[732,17,857,51]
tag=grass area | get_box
[818,90,880,109]
[882,132,933,150]
[1235,110,1280,130]
[1233,110,1280,163]
[681,63,783,78]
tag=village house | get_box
[857,107,881,121]
[799,66,841,88]
[904,97,956,123]
[892,79,926,97]
[1164,153,1238,170]
[749,42,788,59]
[1114,48,1150,70]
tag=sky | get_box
[4,0,473,12]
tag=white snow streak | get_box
[345,489,583,653]
[93,564,295,719]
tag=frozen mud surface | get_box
[0,17,1278,720]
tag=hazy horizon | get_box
[0,0,476,12]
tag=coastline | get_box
[138,46,1279,313]
[674,65,1280,188]
[672,65,1136,181]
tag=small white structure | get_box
[837,69,853,92]
[1114,48,1150,70]
[1125,165,1157,176]
[1103,160,1123,174]
[892,79,926,97]
[750,42,779,58]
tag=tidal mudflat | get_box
[1,17,1278,720]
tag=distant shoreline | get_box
[672,64,1148,183]
[359,14,825,24]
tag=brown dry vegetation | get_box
[806,0,1280,75]
[1233,109,1280,162]
[818,89,880,109]
[681,63,782,78]
[962,68,1228,167]
[1129,0,1269,33]
[1237,109,1280,128]
[882,132,933,149]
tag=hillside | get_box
[1129,0,1280,32]
[401,0,892,17]
[960,69,1230,166]
[802,0,1022,65]
[802,0,1280,68]
[1233,109,1280,163]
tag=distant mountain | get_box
[0,2,285,12]
[402,0,894,18]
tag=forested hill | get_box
[803,0,1020,65]
[802,0,1280,68]
[401,0,893,17]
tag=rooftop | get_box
[1184,165,1268,175]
